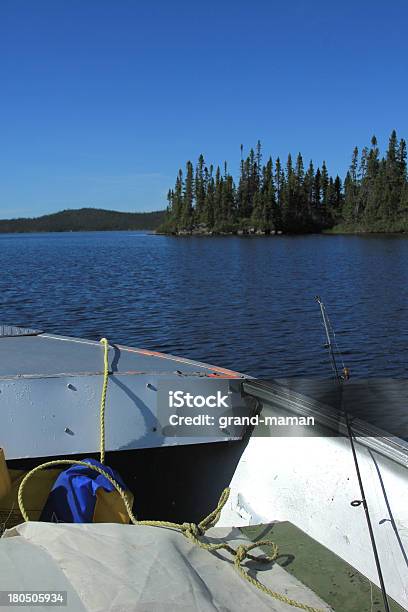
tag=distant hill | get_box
[0,208,167,233]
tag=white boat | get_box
[0,325,407,611]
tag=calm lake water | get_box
[1,231,407,378]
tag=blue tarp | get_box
[40,459,128,523]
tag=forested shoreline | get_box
[0,208,166,233]
[160,130,408,235]
[2,131,407,236]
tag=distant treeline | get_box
[0,208,166,233]
[160,130,408,234]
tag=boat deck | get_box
[0,332,243,379]
[242,523,406,612]
[0,332,248,460]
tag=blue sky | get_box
[1,0,407,218]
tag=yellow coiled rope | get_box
[17,338,324,612]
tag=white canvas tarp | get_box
[1,522,331,612]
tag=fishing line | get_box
[315,297,391,612]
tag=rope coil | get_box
[17,338,324,612]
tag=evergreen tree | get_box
[222,171,236,226]
[343,147,359,222]
[312,168,321,221]
[303,161,314,222]
[321,161,329,224]
[214,166,223,227]
[205,165,215,227]
[363,136,381,222]
[248,147,258,212]
[172,170,184,226]
[275,156,285,223]
[262,157,277,230]
[283,153,297,230]
[385,130,401,218]
[195,154,206,223]
[166,189,173,212]
[397,138,407,181]
[238,152,250,219]
[181,161,194,228]
[333,176,343,217]
[294,153,306,227]
[255,140,262,192]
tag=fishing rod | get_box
[315,296,391,612]
[315,297,342,383]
